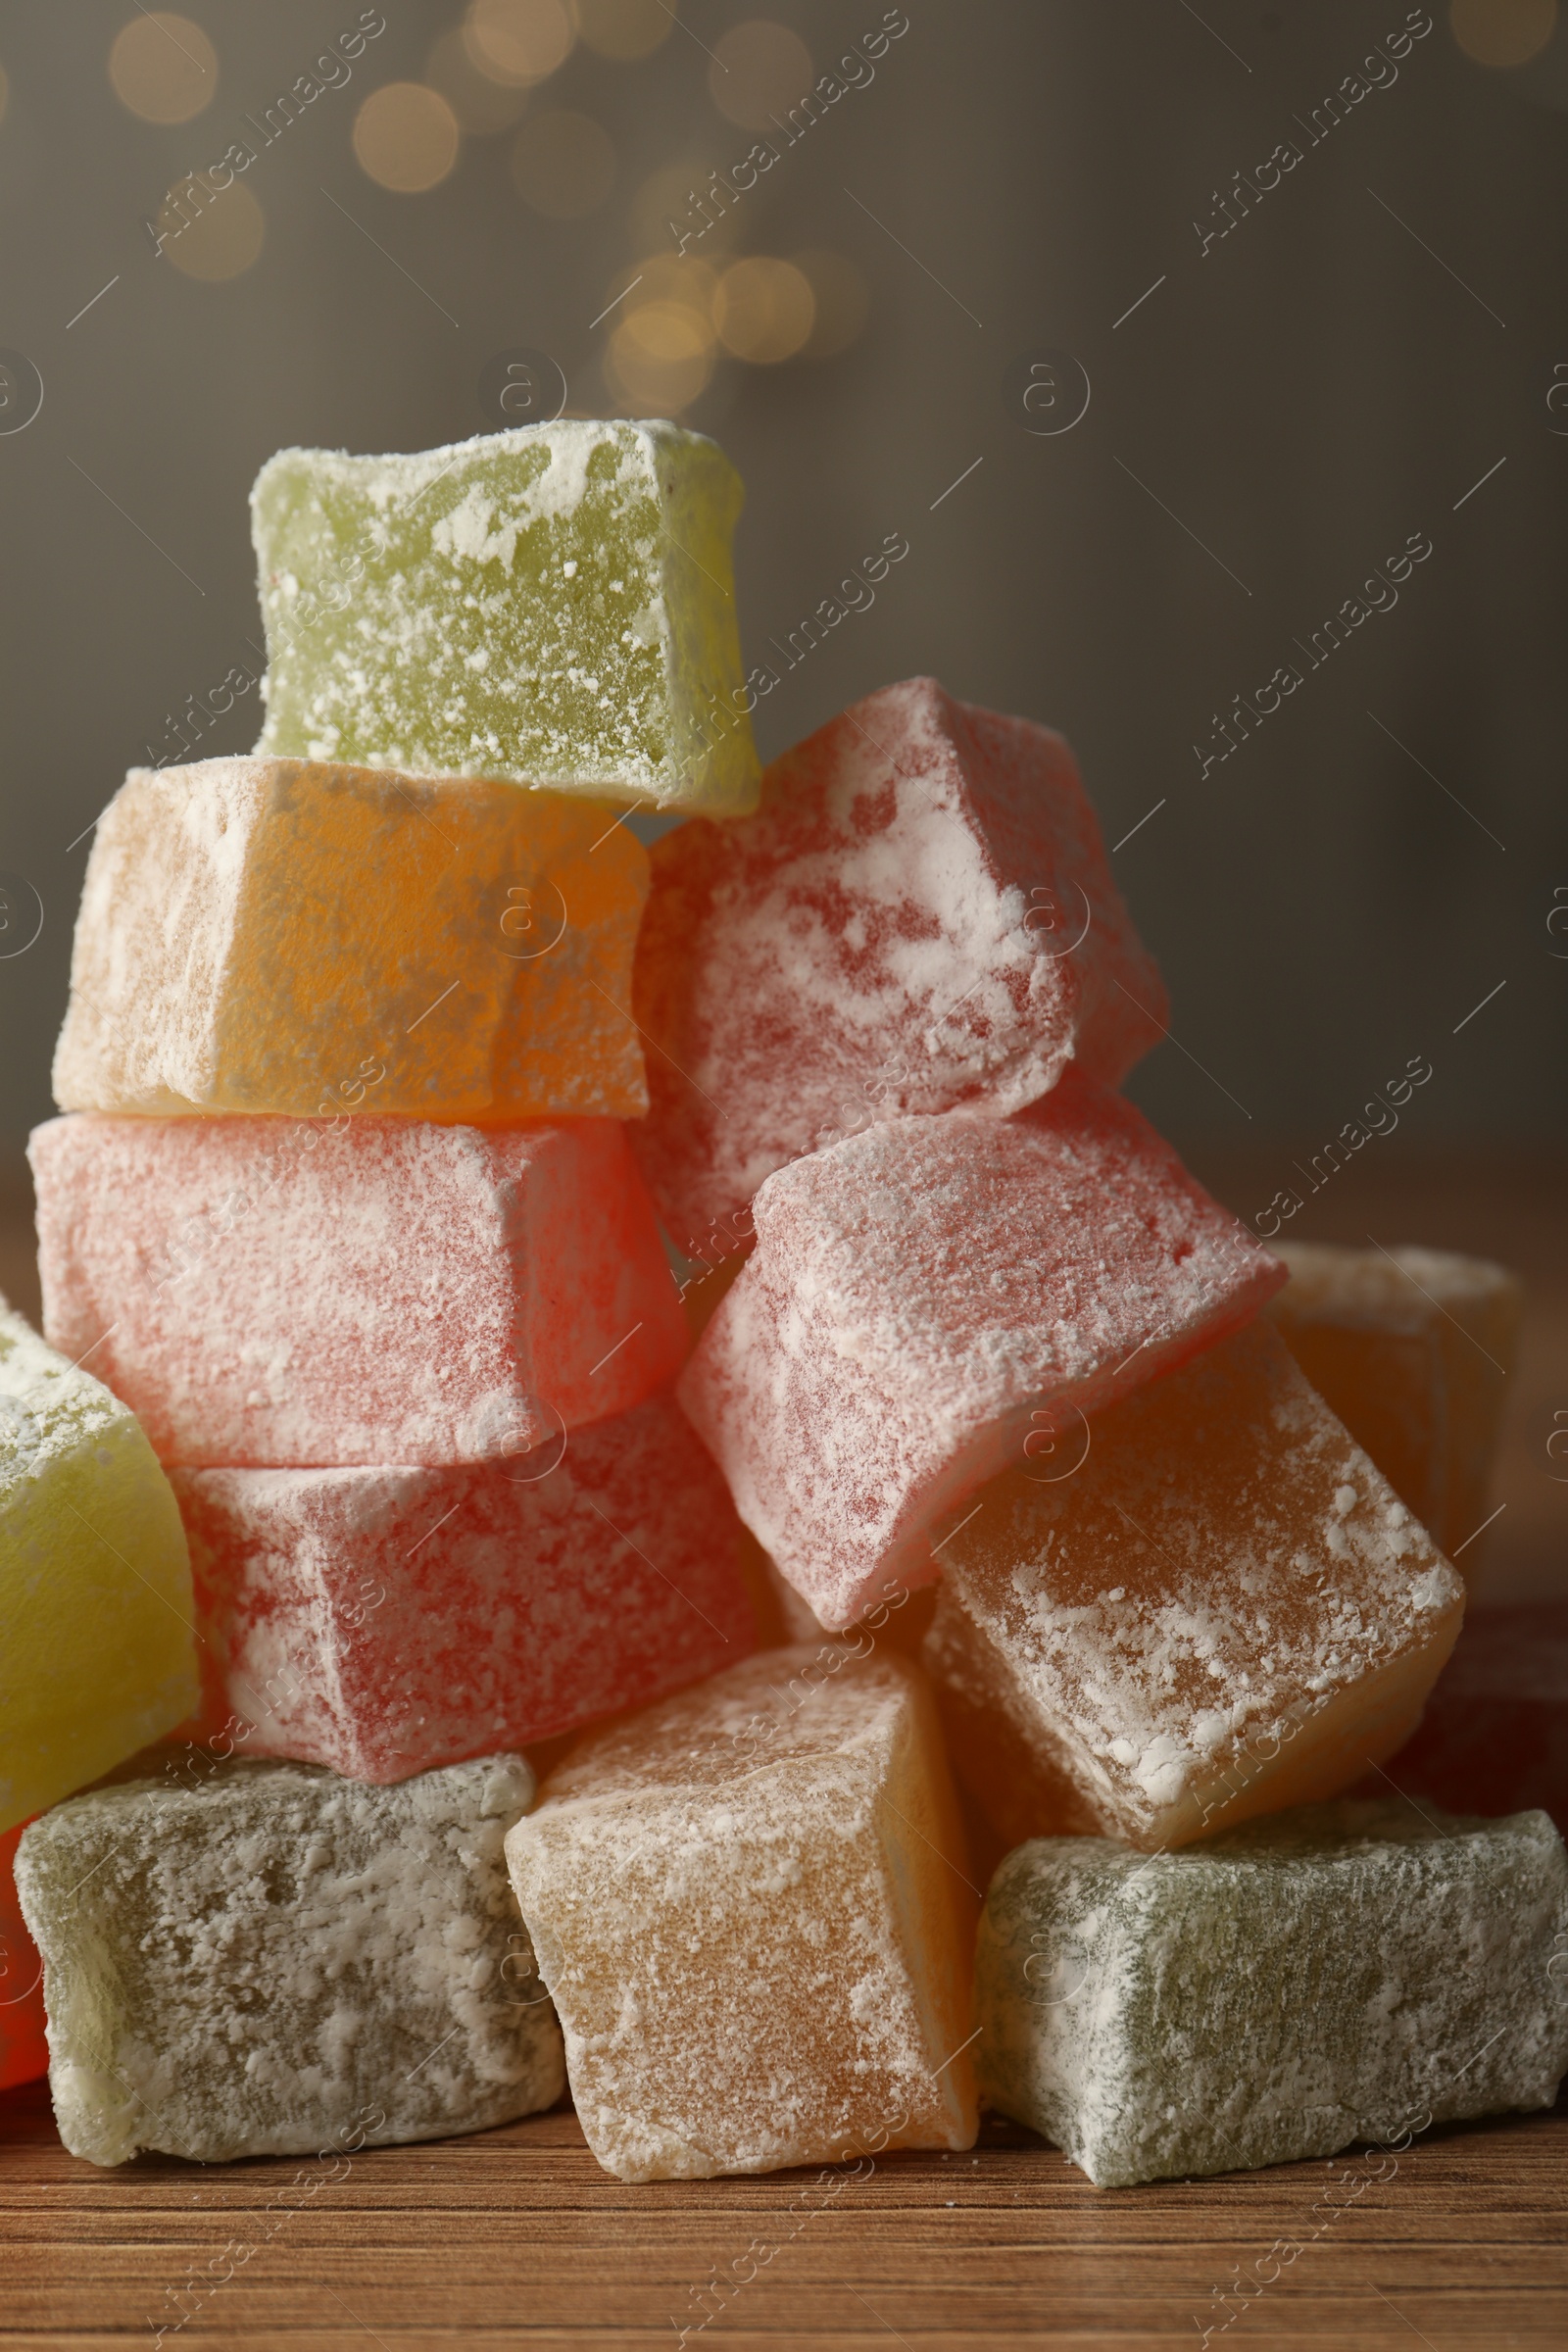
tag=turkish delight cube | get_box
[923,1320,1464,1851]
[1366,1601,1568,1835]
[974,1798,1568,2186]
[1267,1240,1521,1563]
[52,758,648,1121]
[505,1645,979,2180]
[0,1822,47,2090]
[30,1114,686,1467]
[177,1391,757,1781]
[678,1074,1283,1627]
[631,676,1169,1248]
[252,422,758,812]
[14,1753,563,2165]
[1,1301,195,1833]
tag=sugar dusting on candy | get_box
[1272,1240,1521,1331]
[14,1755,563,2166]
[924,1320,1465,1850]
[975,1799,1568,2187]
[677,1073,1284,1628]
[1267,1239,1522,1558]
[631,676,1170,1246]
[51,757,650,1121]
[28,1114,687,1467]
[177,1391,758,1780]
[505,1646,978,2181]
[250,422,758,812]
[1,1301,196,1833]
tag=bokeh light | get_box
[1449,0,1557,63]
[604,251,720,324]
[573,0,672,62]
[712,256,815,362]
[599,247,833,401]
[464,0,575,87]
[158,176,264,281]
[793,248,868,357]
[608,296,715,416]
[511,109,615,216]
[425,27,531,133]
[630,160,741,253]
[109,12,217,125]
[708,19,813,130]
[353,83,462,192]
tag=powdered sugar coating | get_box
[1273,1240,1520,1331]
[29,1115,686,1467]
[976,1800,1568,2187]
[506,1646,977,2181]
[924,1320,1464,1851]
[1,1302,196,1833]
[677,1074,1284,1627]
[252,422,758,812]
[15,1754,563,2166]
[52,758,648,1120]
[1268,1240,1521,1559]
[176,1391,757,1781]
[631,676,1169,1248]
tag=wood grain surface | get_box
[2,2081,1566,2350]
[2,1150,1565,2348]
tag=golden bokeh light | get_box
[630,160,741,253]
[511,109,615,217]
[713,255,815,362]
[109,12,217,125]
[464,0,575,87]
[353,83,462,192]
[425,27,531,133]
[608,300,715,415]
[1449,0,1557,63]
[158,176,264,281]
[573,0,672,62]
[707,19,813,131]
[793,248,868,358]
[604,251,721,318]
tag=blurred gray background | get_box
[1,0,1565,1163]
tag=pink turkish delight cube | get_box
[30,1114,685,1467]
[677,1073,1283,1628]
[174,1391,757,1783]
[631,675,1168,1253]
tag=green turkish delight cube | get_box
[251,420,759,812]
[15,1753,563,2166]
[975,1798,1568,2187]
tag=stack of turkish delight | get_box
[3,420,1563,2190]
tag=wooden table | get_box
[2,2080,1566,2349]
[2,1148,1565,2347]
